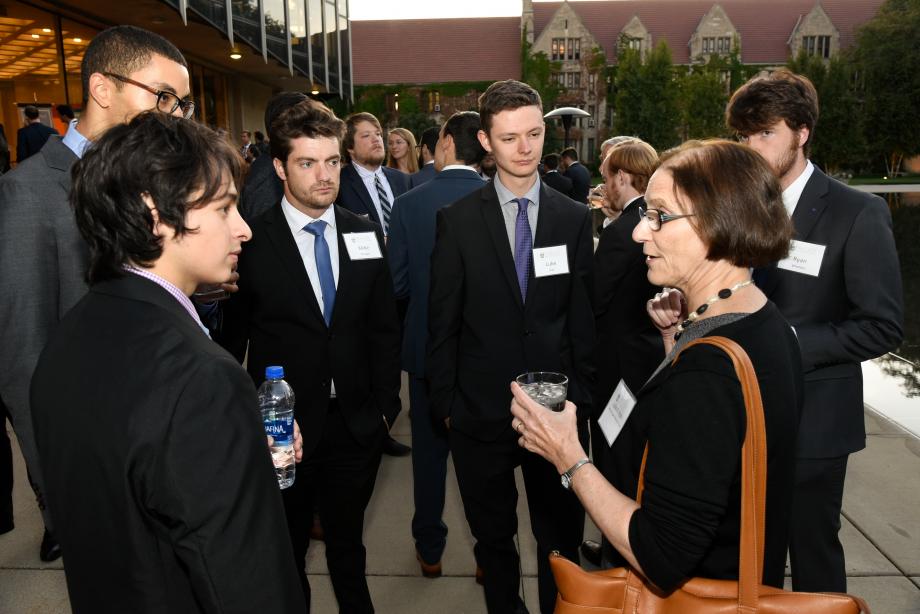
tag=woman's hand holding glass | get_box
[509,382,585,475]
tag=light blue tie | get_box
[304,221,336,325]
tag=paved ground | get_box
[2,379,919,613]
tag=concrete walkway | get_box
[2,383,919,613]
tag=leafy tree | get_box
[613,40,680,150]
[678,58,729,140]
[521,31,563,112]
[815,56,866,175]
[852,0,920,176]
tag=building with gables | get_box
[351,0,883,160]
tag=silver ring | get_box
[516,421,524,434]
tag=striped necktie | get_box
[374,172,391,233]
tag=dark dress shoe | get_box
[416,549,442,578]
[580,539,602,568]
[40,529,62,562]
[382,435,411,457]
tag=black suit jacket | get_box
[563,161,591,203]
[220,204,402,457]
[31,274,304,614]
[16,121,58,162]
[337,163,410,229]
[756,168,903,458]
[592,197,663,411]
[427,180,595,440]
[389,167,486,375]
[541,170,573,197]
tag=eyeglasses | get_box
[638,206,695,231]
[103,72,196,119]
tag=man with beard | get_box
[220,100,401,613]
[727,69,903,593]
[581,138,661,568]
[334,111,411,457]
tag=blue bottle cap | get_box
[265,365,284,379]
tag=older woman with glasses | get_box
[510,139,803,593]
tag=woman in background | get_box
[386,127,419,174]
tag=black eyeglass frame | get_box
[103,72,196,119]
[638,206,696,231]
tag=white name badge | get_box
[598,379,637,447]
[343,232,383,261]
[532,245,569,278]
[777,239,826,277]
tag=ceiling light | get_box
[42,28,52,33]
[230,52,242,60]
[311,89,320,95]
[31,34,39,38]
[73,37,82,43]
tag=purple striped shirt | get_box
[124,265,210,337]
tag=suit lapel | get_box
[342,164,381,226]
[528,184,564,305]
[263,204,326,324]
[480,184,524,310]
[790,168,830,241]
[41,137,77,192]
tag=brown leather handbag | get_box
[550,336,871,614]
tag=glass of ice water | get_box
[515,372,568,412]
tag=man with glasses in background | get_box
[0,25,194,563]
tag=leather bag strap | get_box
[635,336,767,612]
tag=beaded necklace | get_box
[674,279,754,339]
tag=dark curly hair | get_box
[71,112,241,284]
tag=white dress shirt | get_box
[281,197,339,394]
[352,161,395,230]
[781,160,815,217]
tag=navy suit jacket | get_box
[563,161,591,204]
[16,122,58,163]
[409,163,437,189]
[240,154,283,222]
[755,167,903,458]
[389,167,486,375]
[337,163,410,229]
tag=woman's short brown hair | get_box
[604,139,659,194]
[660,139,792,268]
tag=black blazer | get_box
[389,167,486,375]
[240,154,283,222]
[337,163,410,228]
[31,274,304,614]
[541,170,573,197]
[220,204,402,457]
[427,180,595,440]
[592,197,663,411]
[755,168,903,458]
[563,161,591,203]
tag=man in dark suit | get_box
[336,112,411,236]
[409,126,439,188]
[220,100,402,614]
[30,112,305,614]
[428,80,595,614]
[727,70,904,593]
[240,91,308,222]
[0,25,193,564]
[540,152,573,196]
[16,106,58,163]
[581,138,662,566]
[389,111,486,578]
[561,147,591,204]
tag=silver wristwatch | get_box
[560,458,592,490]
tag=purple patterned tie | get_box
[514,197,533,301]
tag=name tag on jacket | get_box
[598,379,637,447]
[777,239,825,277]
[533,245,569,277]
[343,232,383,260]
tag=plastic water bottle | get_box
[258,365,296,489]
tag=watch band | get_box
[561,458,592,490]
